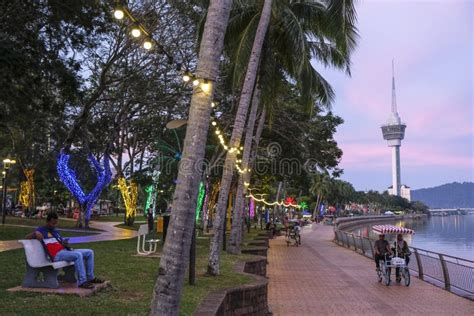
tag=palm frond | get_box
[325,0,359,57]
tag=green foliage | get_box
[0,236,253,315]
[1,216,101,231]
[0,226,98,241]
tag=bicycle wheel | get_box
[384,267,391,286]
[403,268,410,287]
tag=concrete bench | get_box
[19,240,76,288]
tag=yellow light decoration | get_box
[118,177,138,220]
[207,181,220,223]
[131,26,141,38]
[114,8,125,20]
[246,193,301,208]
[143,39,152,50]
[201,81,211,93]
[19,169,35,209]
[19,181,30,208]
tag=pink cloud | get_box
[339,141,473,170]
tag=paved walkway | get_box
[268,223,473,315]
[0,221,136,252]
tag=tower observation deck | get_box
[381,61,406,196]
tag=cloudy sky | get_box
[314,0,473,192]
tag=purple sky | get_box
[314,0,473,192]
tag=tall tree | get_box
[208,0,273,275]
[228,85,261,253]
[150,0,233,314]
[212,0,358,263]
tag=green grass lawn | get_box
[0,235,255,315]
[0,226,99,241]
[2,216,101,231]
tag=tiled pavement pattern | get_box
[268,223,473,315]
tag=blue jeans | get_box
[54,249,95,285]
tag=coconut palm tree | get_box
[150,0,233,314]
[311,171,331,218]
[211,0,358,262]
[208,0,273,275]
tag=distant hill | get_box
[411,182,474,208]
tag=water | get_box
[350,214,474,261]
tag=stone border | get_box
[7,281,111,297]
[194,256,269,316]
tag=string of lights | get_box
[113,1,217,93]
[144,184,154,215]
[19,169,35,209]
[25,169,35,208]
[113,2,253,179]
[209,106,251,174]
[195,181,205,221]
[118,177,138,220]
[19,182,30,208]
[57,151,112,220]
[113,1,175,64]
[247,193,301,208]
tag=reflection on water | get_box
[351,215,474,261]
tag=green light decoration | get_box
[144,185,153,214]
[299,201,309,211]
[195,181,205,221]
[143,170,161,216]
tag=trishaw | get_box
[285,219,301,247]
[373,224,414,286]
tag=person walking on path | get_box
[25,212,104,289]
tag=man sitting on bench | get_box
[25,212,104,289]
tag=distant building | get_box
[389,184,411,202]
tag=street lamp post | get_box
[2,158,16,225]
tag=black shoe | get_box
[89,277,105,284]
[79,282,94,289]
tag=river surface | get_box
[349,214,474,261]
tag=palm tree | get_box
[311,171,331,218]
[150,0,233,314]
[213,0,358,261]
[208,0,273,275]
[228,85,262,253]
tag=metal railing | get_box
[334,229,474,300]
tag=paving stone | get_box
[267,224,474,315]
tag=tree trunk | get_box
[208,0,273,276]
[273,181,282,222]
[150,1,233,314]
[313,194,321,219]
[228,86,261,254]
[249,107,266,171]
